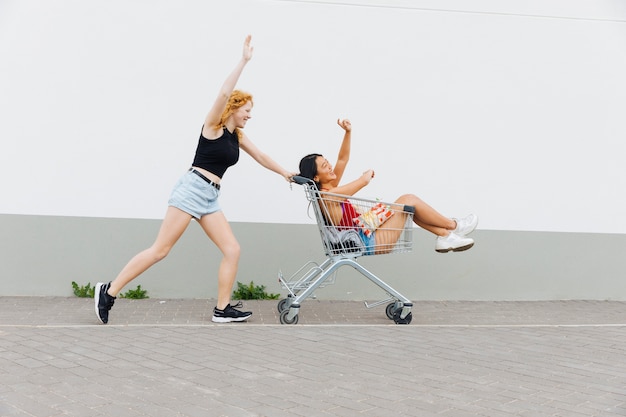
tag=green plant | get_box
[72,281,95,298]
[232,281,280,300]
[119,285,149,299]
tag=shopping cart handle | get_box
[291,176,314,185]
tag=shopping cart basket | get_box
[277,176,415,324]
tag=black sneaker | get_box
[212,302,252,323]
[95,282,116,324]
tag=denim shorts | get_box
[168,171,221,219]
[358,229,376,255]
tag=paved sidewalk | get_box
[2,297,626,416]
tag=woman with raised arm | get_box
[95,35,294,324]
[297,119,477,254]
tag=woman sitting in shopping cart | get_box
[297,119,478,254]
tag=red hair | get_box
[215,90,253,140]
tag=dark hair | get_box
[298,153,322,189]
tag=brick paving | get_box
[1,297,626,416]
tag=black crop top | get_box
[192,127,240,179]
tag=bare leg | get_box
[395,194,456,237]
[108,206,192,296]
[197,211,241,310]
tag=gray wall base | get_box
[1,214,624,301]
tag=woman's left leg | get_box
[197,211,241,310]
[394,193,476,253]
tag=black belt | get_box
[189,168,221,190]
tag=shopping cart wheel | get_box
[277,298,290,314]
[279,309,299,325]
[392,309,412,325]
[385,302,397,320]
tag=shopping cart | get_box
[277,176,415,324]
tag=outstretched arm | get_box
[329,118,375,195]
[330,119,351,186]
[329,169,374,196]
[202,35,253,138]
[239,132,295,182]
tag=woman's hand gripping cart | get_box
[277,176,415,324]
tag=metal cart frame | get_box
[277,176,415,324]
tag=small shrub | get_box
[232,281,280,300]
[119,285,149,299]
[72,281,95,298]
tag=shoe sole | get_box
[211,315,251,323]
[436,242,474,253]
[94,282,106,324]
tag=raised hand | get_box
[361,169,375,184]
[242,34,254,62]
[337,118,351,132]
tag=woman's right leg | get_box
[108,206,193,296]
[394,194,455,236]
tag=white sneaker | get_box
[453,214,478,236]
[435,232,474,253]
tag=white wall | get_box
[2,0,625,233]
